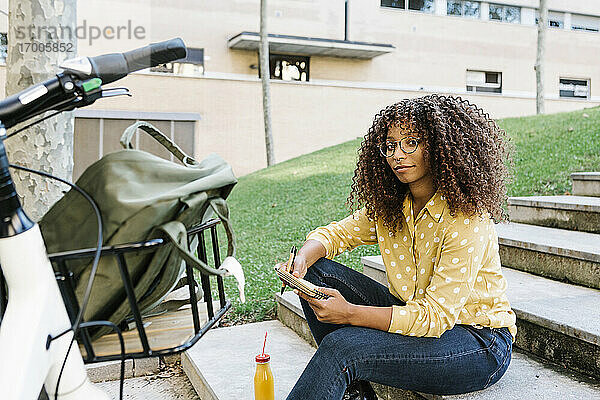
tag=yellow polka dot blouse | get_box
[306,190,517,343]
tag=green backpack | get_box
[40,121,237,339]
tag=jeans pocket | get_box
[464,324,495,346]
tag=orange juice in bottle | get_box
[254,353,274,400]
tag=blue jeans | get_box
[286,258,512,399]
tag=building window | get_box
[409,0,434,12]
[466,70,502,94]
[381,0,435,13]
[0,33,7,64]
[489,4,520,23]
[150,47,204,76]
[447,1,480,18]
[535,11,564,28]
[559,78,589,99]
[571,14,600,32]
[269,54,309,82]
[381,0,405,8]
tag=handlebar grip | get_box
[87,53,129,85]
[87,38,187,85]
[123,38,187,73]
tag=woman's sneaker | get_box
[342,380,377,400]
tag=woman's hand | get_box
[290,255,308,279]
[296,287,355,325]
[281,240,326,279]
[275,253,308,279]
[274,254,309,279]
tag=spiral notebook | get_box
[274,266,330,300]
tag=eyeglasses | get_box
[378,137,420,158]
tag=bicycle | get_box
[0,38,214,399]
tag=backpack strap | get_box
[178,192,237,259]
[120,121,199,167]
[207,197,236,258]
[153,221,226,276]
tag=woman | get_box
[280,94,517,400]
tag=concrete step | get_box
[362,256,600,380]
[495,222,600,289]
[95,361,199,400]
[276,291,600,399]
[86,357,162,383]
[507,195,600,233]
[572,172,600,197]
[181,320,316,399]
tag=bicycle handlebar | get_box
[0,38,187,129]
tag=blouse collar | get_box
[402,189,446,224]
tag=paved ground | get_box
[97,361,199,400]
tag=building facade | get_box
[0,0,599,177]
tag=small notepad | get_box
[274,266,331,300]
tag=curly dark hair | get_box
[347,94,514,234]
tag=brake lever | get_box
[46,86,131,114]
[101,87,132,98]
[65,86,131,109]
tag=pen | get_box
[281,245,297,295]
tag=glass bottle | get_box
[254,353,274,400]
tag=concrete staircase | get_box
[175,290,600,400]
[177,172,600,399]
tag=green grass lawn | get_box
[217,105,600,325]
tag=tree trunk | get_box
[259,0,275,166]
[535,0,547,115]
[5,0,77,221]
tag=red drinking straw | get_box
[261,331,268,355]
